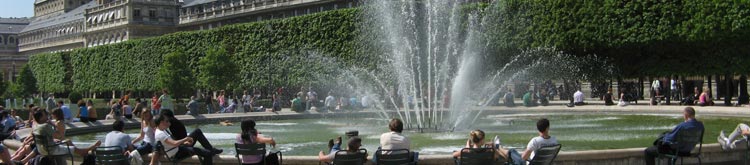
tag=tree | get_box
[15,65,37,97]
[198,46,238,91]
[0,71,6,98]
[158,50,195,98]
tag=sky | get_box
[0,0,34,18]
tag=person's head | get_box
[154,114,170,129]
[389,118,404,133]
[162,89,168,95]
[240,120,258,141]
[77,100,86,107]
[10,109,16,116]
[87,100,94,106]
[135,98,142,102]
[51,108,64,121]
[683,107,696,120]
[702,87,709,94]
[537,118,550,135]
[27,104,35,109]
[190,96,195,100]
[347,137,362,152]
[328,91,333,96]
[469,129,485,145]
[141,108,153,122]
[112,120,124,132]
[33,110,47,123]
[244,90,248,95]
[694,87,699,93]
[160,109,175,118]
[57,100,64,106]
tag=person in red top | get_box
[151,92,161,115]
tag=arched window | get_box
[0,35,5,45]
[9,36,16,44]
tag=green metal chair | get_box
[456,148,496,165]
[32,134,74,165]
[234,143,282,165]
[94,146,129,165]
[657,128,703,165]
[155,141,196,165]
[332,148,368,165]
[375,149,415,165]
[528,144,562,165]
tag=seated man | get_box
[376,118,417,163]
[644,107,704,165]
[503,89,515,107]
[522,91,536,107]
[573,90,585,106]
[497,118,558,164]
[57,101,73,123]
[104,120,134,154]
[291,94,305,112]
[154,114,216,165]
[32,110,101,158]
[160,110,223,154]
[718,123,750,151]
[318,137,366,163]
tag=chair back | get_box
[32,134,59,156]
[528,144,562,165]
[155,141,174,161]
[458,148,495,165]
[675,127,703,154]
[333,149,367,165]
[375,149,411,165]
[234,143,266,164]
[94,146,128,165]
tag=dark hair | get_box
[684,107,696,117]
[77,100,86,107]
[51,108,64,120]
[57,100,64,105]
[154,114,167,125]
[112,120,124,131]
[33,110,46,123]
[240,120,258,142]
[160,109,175,118]
[347,137,362,152]
[389,118,403,133]
[537,118,550,132]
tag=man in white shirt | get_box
[376,118,416,163]
[498,118,559,164]
[652,79,661,96]
[573,90,585,105]
[324,92,336,111]
[155,115,215,165]
[104,120,134,154]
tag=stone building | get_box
[16,0,356,55]
[0,17,30,82]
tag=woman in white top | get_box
[132,108,157,165]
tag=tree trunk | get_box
[724,73,733,106]
[707,75,713,99]
[739,75,749,105]
[638,77,644,100]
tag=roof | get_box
[21,1,99,33]
[0,18,30,34]
[182,0,217,7]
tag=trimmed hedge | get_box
[28,53,68,93]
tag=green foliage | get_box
[0,71,5,98]
[198,47,237,91]
[68,91,83,103]
[28,53,68,93]
[15,65,37,97]
[158,51,195,98]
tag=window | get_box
[133,9,141,17]
[149,9,157,18]
[9,36,15,44]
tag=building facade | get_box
[0,17,30,82]
[17,0,356,56]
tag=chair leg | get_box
[698,156,701,165]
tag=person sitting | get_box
[223,99,237,113]
[186,96,199,115]
[617,92,629,107]
[57,101,73,123]
[131,109,158,165]
[319,137,365,163]
[644,107,704,165]
[32,110,101,159]
[496,118,558,164]
[160,110,223,154]
[537,89,549,106]
[76,100,89,123]
[717,123,750,151]
[680,87,700,105]
[0,110,16,140]
[325,92,336,112]
[503,89,515,107]
[155,114,216,165]
[452,129,502,161]
[573,90,585,106]
[104,120,134,155]
[51,108,67,139]
[237,120,277,165]
[697,87,714,106]
[291,93,305,112]
[376,118,417,163]
[603,89,614,106]
[522,90,536,107]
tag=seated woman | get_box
[698,87,714,106]
[452,130,503,161]
[603,89,615,106]
[32,109,101,158]
[318,137,365,163]
[131,109,157,165]
[236,120,277,165]
[617,92,629,107]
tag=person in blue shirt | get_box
[644,107,704,165]
[57,101,73,123]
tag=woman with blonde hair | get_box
[698,87,714,106]
[132,108,158,165]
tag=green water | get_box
[69,114,747,156]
